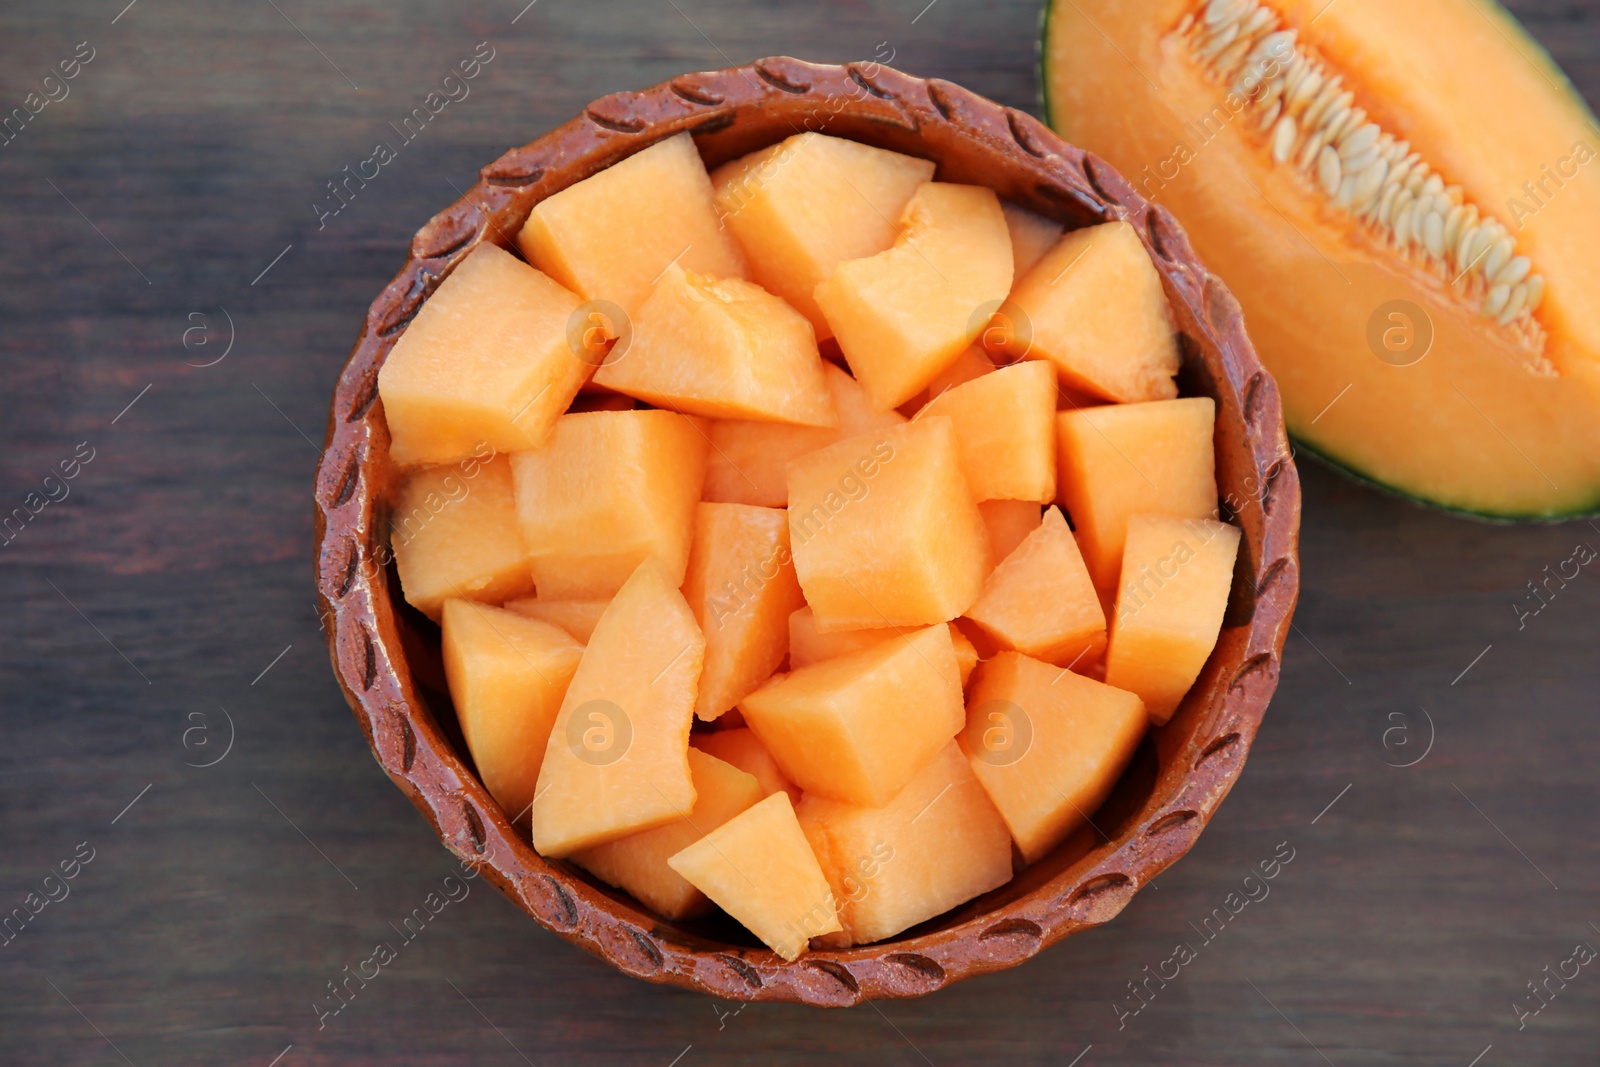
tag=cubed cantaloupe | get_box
[787,608,976,684]
[666,792,841,961]
[442,599,584,821]
[503,596,609,643]
[739,623,964,807]
[530,558,703,857]
[797,742,1011,945]
[788,417,989,631]
[1056,397,1218,590]
[979,499,1042,563]
[391,455,533,621]
[692,727,800,803]
[592,264,836,426]
[916,360,1056,502]
[516,132,747,315]
[997,220,1179,403]
[379,244,590,467]
[815,182,1014,410]
[964,506,1105,668]
[962,652,1147,863]
[712,133,935,341]
[681,502,806,720]
[1105,514,1241,725]
[1001,201,1065,278]
[510,409,708,599]
[571,748,763,920]
[703,363,904,508]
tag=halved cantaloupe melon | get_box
[978,499,1043,563]
[711,133,936,341]
[667,791,842,960]
[379,244,589,467]
[1105,513,1242,724]
[964,506,1106,668]
[530,558,703,858]
[1002,200,1066,277]
[503,596,609,644]
[916,360,1057,502]
[571,748,763,920]
[691,727,800,802]
[1045,0,1600,517]
[510,409,707,599]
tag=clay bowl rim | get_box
[312,56,1302,1008]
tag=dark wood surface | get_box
[3,1,1597,1063]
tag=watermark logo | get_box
[182,706,236,769]
[180,308,234,368]
[969,699,1032,766]
[1367,300,1433,367]
[566,300,631,368]
[1380,707,1434,769]
[966,300,1032,360]
[566,699,631,766]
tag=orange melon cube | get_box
[692,727,800,803]
[1056,397,1219,590]
[998,220,1179,403]
[592,264,836,426]
[391,454,533,621]
[797,742,1011,945]
[1105,514,1241,725]
[815,182,1014,410]
[441,600,584,821]
[712,133,935,341]
[516,132,747,315]
[964,506,1106,668]
[739,623,964,807]
[571,748,763,920]
[962,651,1147,863]
[788,417,989,631]
[530,558,703,858]
[979,499,1042,563]
[510,409,708,599]
[502,596,609,644]
[916,360,1056,502]
[786,607,894,669]
[702,364,904,508]
[681,502,806,720]
[1002,201,1065,278]
[666,792,841,960]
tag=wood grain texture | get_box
[1,0,1597,1063]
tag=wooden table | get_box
[3,1,1597,1063]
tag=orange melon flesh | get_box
[711,133,936,341]
[571,748,763,920]
[916,360,1057,502]
[949,626,980,688]
[592,264,836,427]
[692,727,800,803]
[815,182,1014,410]
[788,417,990,631]
[441,600,585,821]
[681,502,806,720]
[979,499,1043,563]
[530,558,703,858]
[786,609,977,684]
[1002,200,1066,277]
[1105,514,1241,725]
[962,651,1147,863]
[503,597,609,644]
[391,455,533,621]
[964,506,1105,668]
[702,363,904,508]
[510,409,708,600]
[797,742,1012,946]
[997,220,1180,403]
[1056,397,1218,590]
[907,344,999,413]
[739,623,964,808]
[378,244,589,467]
[516,132,747,316]
[667,792,841,960]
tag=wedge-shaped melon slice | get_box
[516,132,746,315]
[703,364,904,508]
[510,409,707,599]
[739,624,963,807]
[392,455,532,621]
[997,220,1179,403]
[571,748,763,920]
[712,133,936,341]
[917,360,1056,502]
[692,727,800,803]
[1105,514,1241,725]
[788,417,990,631]
[442,600,584,821]
[965,506,1106,668]
[592,264,836,426]
[978,499,1042,563]
[681,502,806,720]
[1056,397,1218,589]
[530,558,703,858]
[1002,201,1066,278]
[815,182,1014,410]
[798,742,1012,945]
[962,651,1147,863]
[503,596,609,644]
[787,608,976,684]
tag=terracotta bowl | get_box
[313,57,1301,1006]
